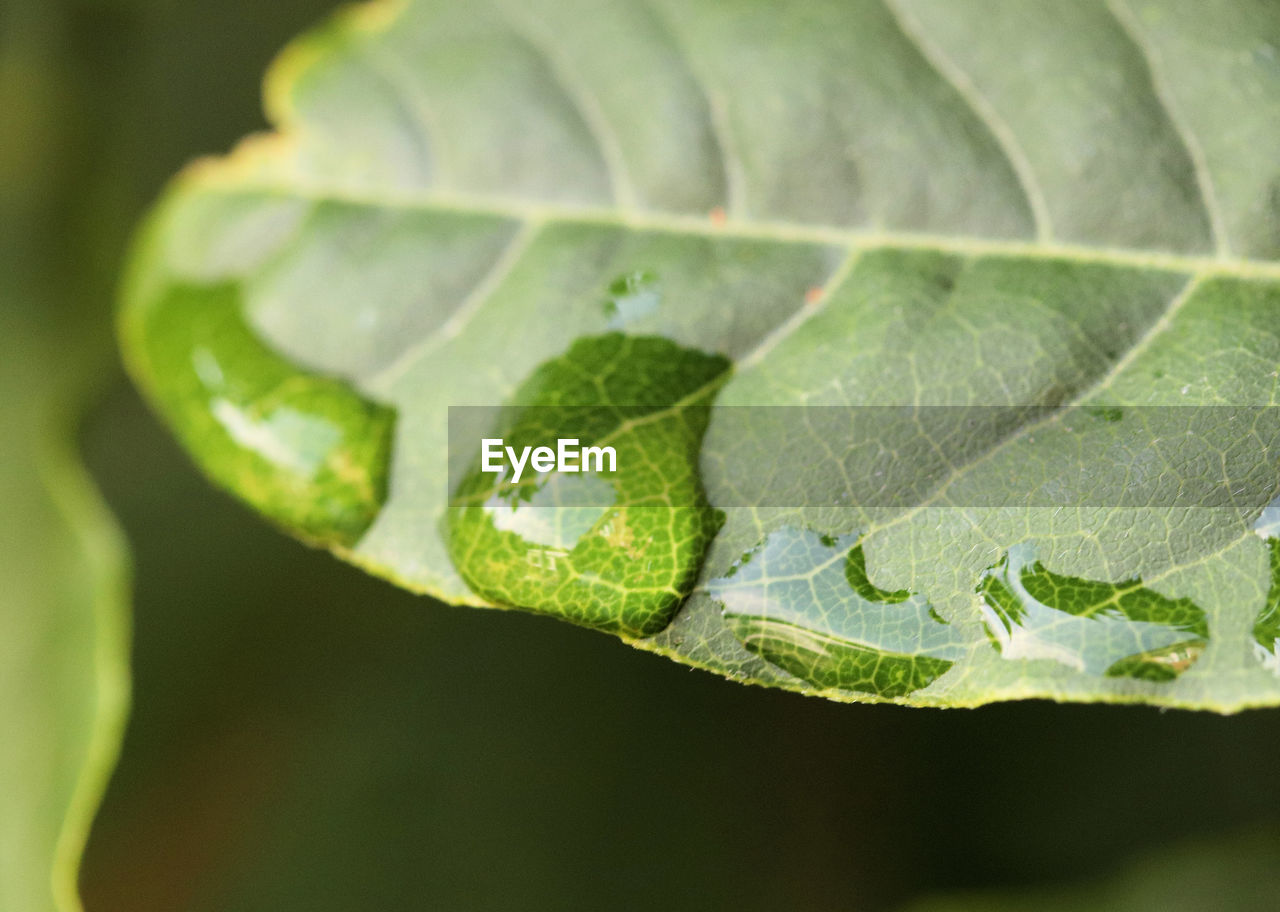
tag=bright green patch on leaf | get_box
[121,281,395,548]
[448,333,727,637]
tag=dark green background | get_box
[7,0,1280,908]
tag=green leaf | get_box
[1,10,131,910]
[0,318,130,912]
[122,0,1280,710]
[0,240,130,912]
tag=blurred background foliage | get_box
[5,0,1280,909]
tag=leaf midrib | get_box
[191,177,1280,282]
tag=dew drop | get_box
[447,333,728,637]
[601,269,661,329]
[129,282,395,548]
[1251,495,1280,675]
[1253,540,1280,676]
[1253,493,1280,541]
[976,543,1208,681]
[711,529,964,698]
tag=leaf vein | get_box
[1104,0,1231,258]
[639,0,748,218]
[869,274,1206,535]
[368,219,544,391]
[880,0,1053,242]
[737,247,862,371]
[184,178,1280,281]
[362,40,454,190]
[496,2,639,209]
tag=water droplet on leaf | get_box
[128,282,395,548]
[1251,497,1280,674]
[601,269,661,329]
[976,543,1208,681]
[711,529,964,698]
[448,333,728,637]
